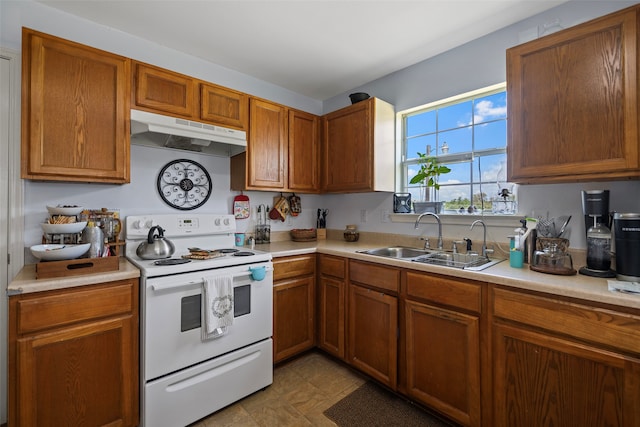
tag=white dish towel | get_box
[202,275,234,341]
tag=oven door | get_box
[142,261,273,382]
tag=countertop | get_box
[259,239,640,311]
[9,240,638,311]
[7,257,140,296]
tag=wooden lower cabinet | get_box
[317,254,347,359]
[492,285,640,427]
[273,254,316,363]
[403,271,482,427]
[347,260,400,389]
[8,279,139,427]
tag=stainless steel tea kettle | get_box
[136,225,175,259]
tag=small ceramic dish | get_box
[41,221,87,235]
[46,205,83,216]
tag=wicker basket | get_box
[290,228,317,242]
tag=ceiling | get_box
[37,0,568,100]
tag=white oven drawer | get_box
[143,338,273,427]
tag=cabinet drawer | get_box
[406,271,481,314]
[492,286,640,354]
[273,254,315,282]
[15,280,136,335]
[319,255,346,279]
[350,260,399,293]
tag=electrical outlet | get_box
[286,215,293,226]
[360,209,367,223]
[382,210,390,223]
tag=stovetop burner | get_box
[234,251,255,257]
[219,248,240,254]
[154,258,192,266]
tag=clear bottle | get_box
[586,214,612,271]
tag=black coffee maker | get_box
[614,213,640,282]
[579,190,615,278]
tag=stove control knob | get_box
[214,218,221,226]
[145,220,154,229]
[223,218,231,226]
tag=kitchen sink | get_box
[413,251,504,271]
[360,246,504,271]
[359,246,432,259]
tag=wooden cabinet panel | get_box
[273,276,315,363]
[318,254,346,279]
[507,5,640,183]
[317,274,346,359]
[322,97,395,193]
[273,254,315,282]
[9,279,139,427]
[246,98,287,190]
[493,323,640,427]
[405,299,481,427]
[406,271,481,313]
[492,286,640,354]
[132,61,197,117]
[200,82,248,130]
[348,283,398,388]
[288,109,319,192]
[350,260,399,293]
[21,28,130,183]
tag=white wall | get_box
[321,0,640,249]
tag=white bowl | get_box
[46,205,83,216]
[41,221,87,235]
[30,243,91,261]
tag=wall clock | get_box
[157,159,212,210]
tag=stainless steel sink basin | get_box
[359,246,431,259]
[413,251,504,271]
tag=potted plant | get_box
[410,152,451,213]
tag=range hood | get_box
[130,109,247,157]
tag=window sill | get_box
[390,213,523,228]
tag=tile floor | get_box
[190,351,367,426]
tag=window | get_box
[400,83,515,214]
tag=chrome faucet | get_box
[470,219,493,258]
[415,212,443,250]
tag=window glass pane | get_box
[407,134,436,159]
[475,153,507,184]
[440,161,470,185]
[475,120,506,151]
[406,110,436,137]
[439,100,472,131]
[474,92,507,123]
[440,184,472,212]
[438,127,472,155]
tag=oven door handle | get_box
[150,267,273,292]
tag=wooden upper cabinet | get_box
[288,109,320,192]
[132,61,197,118]
[21,28,131,183]
[322,97,395,193]
[507,5,640,183]
[241,98,287,190]
[200,82,248,131]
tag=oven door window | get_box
[181,285,251,332]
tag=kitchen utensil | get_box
[557,215,571,237]
[530,243,576,275]
[289,193,301,216]
[249,266,266,281]
[136,225,175,259]
[81,223,105,258]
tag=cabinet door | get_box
[21,28,130,183]
[200,82,248,130]
[16,316,138,427]
[317,275,346,359]
[273,276,315,363]
[493,323,640,427]
[348,283,398,388]
[288,109,320,192]
[405,299,481,427]
[507,6,640,183]
[323,99,373,192]
[247,98,287,189]
[133,61,197,117]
